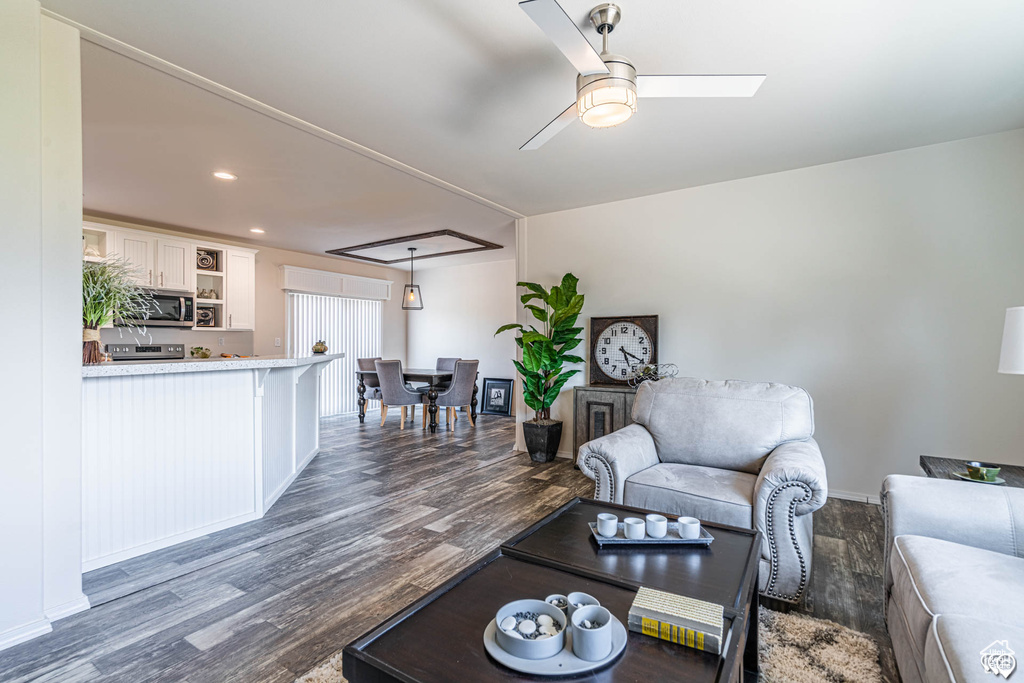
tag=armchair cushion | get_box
[889,534,1024,665]
[577,424,659,504]
[623,463,755,527]
[631,378,814,474]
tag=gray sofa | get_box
[577,377,828,603]
[882,475,1024,683]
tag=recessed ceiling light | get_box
[249,228,265,234]
[212,171,237,180]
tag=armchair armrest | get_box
[881,474,1024,597]
[577,424,660,504]
[754,438,828,602]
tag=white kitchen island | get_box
[80,353,343,571]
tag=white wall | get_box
[406,259,518,405]
[523,128,1024,499]
[85,216,407,362]
[0,2,86,649]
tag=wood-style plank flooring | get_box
[0,414,897,682]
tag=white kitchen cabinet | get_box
[155,238,192,291]
[115,232,155,286]
[225,249,256,330]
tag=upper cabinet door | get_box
[115,233,155,287]
[225,249,256,331]
[155,238,192,291]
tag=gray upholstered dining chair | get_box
[422,359,478,429]
[374,360,423,429]
[577,377,828,604]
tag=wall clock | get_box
[589,315,658,386]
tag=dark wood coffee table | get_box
[343,498,762,683]
[920,455,1024,488]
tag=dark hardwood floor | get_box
[0,414,897,682]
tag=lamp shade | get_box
[998,306,1024,374]
[402,284,423,311]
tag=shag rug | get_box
[295,608,882,683]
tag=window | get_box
[288,292,382,416]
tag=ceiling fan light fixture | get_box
[576,54,637,128]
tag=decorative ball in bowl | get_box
[311,340,328,354]
[966,461,1001,482]
[494,598,567,660]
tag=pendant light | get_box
[402,247,423,310]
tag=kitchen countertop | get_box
[82,353,345,377]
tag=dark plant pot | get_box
[523,420,562,463]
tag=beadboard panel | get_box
[82,370,257,570]
[261,369,295,507]
[295,367,320,460]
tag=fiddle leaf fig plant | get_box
[496,273,585,422]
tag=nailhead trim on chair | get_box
[582,452,615,502]
[763,480,812,602]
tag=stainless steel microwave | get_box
[118,289,195,328]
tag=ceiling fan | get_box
[519,0,766,150]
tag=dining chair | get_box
[374,360,423,429]
[422,359,479,429]
[357,357,383,401]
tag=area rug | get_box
[295,608,882,683]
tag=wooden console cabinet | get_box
[572,385,637,463]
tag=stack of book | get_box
[627,586,725,654]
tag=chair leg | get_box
[454,407,458,422]
[410,404,416,422]
[466,406,475,426]
[380,404,388,427]
[422,404,427,429]
[400,405,407,430]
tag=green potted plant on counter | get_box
[82,258,153,364]
[496,273,585,462]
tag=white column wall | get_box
[0,1,85,649]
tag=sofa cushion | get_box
[890,535,1024,666]
[623,463,756,528]
[630,378,814,474]
[925,614,1024,683]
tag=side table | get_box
[919,455,1024,489]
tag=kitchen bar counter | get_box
[81,352,344,377]
[80,352,343,571]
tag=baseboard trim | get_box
[44,594,91,622]
[0,618,52,652]
[82,511,260,572]
[829,489,881,505]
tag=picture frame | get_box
[480,377,514,416]
[196,249,219,271]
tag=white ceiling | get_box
[77,43,515,270]
[44,0,1024,256]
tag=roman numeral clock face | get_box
[595,322,652,380]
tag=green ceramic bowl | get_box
[966,461,1001,482]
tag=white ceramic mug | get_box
[645,513,668,539]
[596,513,618,538]
[677,516,701,540]
[623,517,646,540]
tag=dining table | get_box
[355,368,478,434]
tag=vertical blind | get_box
[288,292,382,416]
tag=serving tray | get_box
[589,522,714,547]
[483,614,627,676]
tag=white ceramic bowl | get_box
[494,598,567,660]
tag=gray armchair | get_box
[578,377,828,603]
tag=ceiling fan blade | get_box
[637,74,766,98]
[520,103,578,151]
[519,0,609,76]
